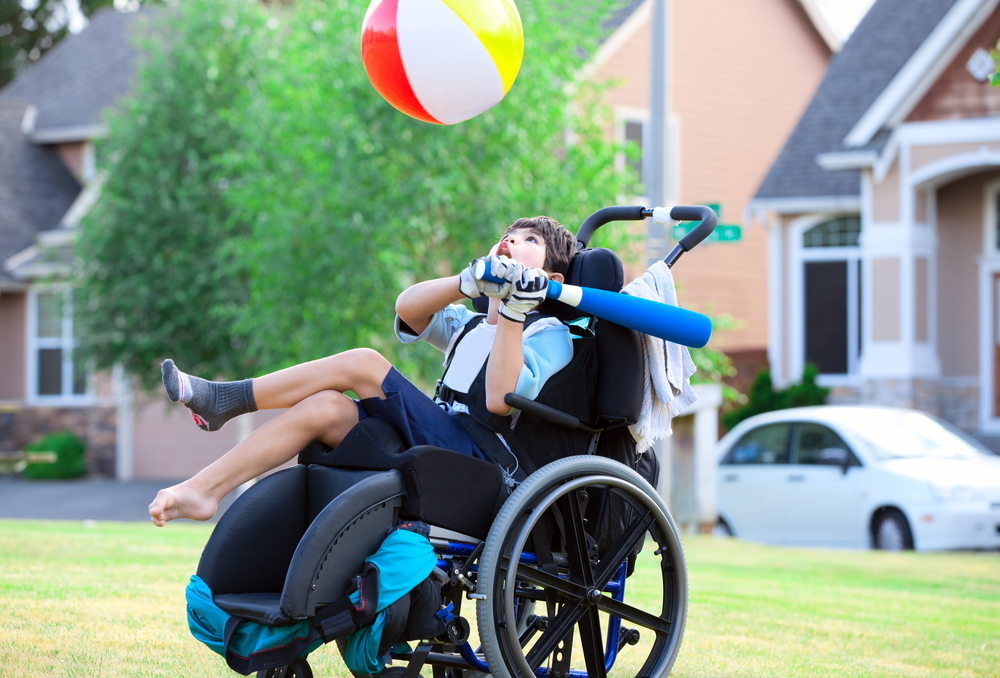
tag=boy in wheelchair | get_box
[149,215,578,527]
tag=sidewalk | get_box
[0,476,239,523]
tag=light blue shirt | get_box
[394,304,573,403]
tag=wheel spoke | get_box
[560,490,595,588]
[512,561,586,599]
[524,599,588,671]
[595,596,672,635]
[577,607,607,678]
[593,508,655,589]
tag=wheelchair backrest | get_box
[474,247,645,468]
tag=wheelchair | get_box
[194,205,717,678]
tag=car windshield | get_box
[850,411,992,460]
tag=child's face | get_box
[495,228,548,271]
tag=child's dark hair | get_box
[503,216,577,277]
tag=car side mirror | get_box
[819,447,851,474]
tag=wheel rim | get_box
[489,473,685,678]
[877,516,904,551]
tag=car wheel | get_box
[873,509,914,551]
[712,518,733,538]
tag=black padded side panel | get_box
[595,319,644,423]
[397,446,504,540]
[197,466,308,595]
[306,466,388,523]
[281,469,405,619]
[213,592,289,626]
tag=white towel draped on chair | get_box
[621,260,698,452]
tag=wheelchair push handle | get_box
[574,204,717,268]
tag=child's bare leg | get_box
[162,348,391,431]
[149,389,362,526]
[251,348,390,409]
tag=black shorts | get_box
[355,367,486,461]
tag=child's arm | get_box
[395,276,464,335]
[485,316,525,415]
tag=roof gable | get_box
[844,0,997,148]
[755,0,959,202]
[0,100,81,284]
[905,2,1000,121]
[0,9,146,143]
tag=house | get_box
[591,0,837,391]
[750,0,1000,443]
[0,2,838,484]
[0,8,255,479]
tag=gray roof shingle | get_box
[755,0,959,201]
[0,8,145,141]
[0,100,81,285]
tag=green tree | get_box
[75,0,267,390]
[76,0,640,390]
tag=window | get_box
[803,216,860,248]
[793,423,861,466]
[799,215,862,377]
[624,120,643,185]
[722,424,791,465]
[30,288,88,400]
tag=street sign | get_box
[669,203,741,243]
[671,222,742,243]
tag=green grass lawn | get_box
[0,519,997,677]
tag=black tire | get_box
[872,508,914,551]
[477,456,687,678]
[256,657,313,678]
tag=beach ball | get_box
[361,0,523,125]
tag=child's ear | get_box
[547,271,565,284]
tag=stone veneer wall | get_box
[0,405,116,477]
[819,378,989,450]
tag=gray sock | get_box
[161,359,257,432]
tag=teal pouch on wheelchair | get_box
[185,575,322,663]
[343,526,438,673]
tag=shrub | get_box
[721,364,829,431]
[21,432,87,480]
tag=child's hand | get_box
[459,255,521,299]
[499,268,548,323]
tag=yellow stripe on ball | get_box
[441,0,523,95]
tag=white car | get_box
[715,406,1000,551]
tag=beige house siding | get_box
[53,142,87,182]
[872,258,900,341]
[936,171,993,377]
[132,399,285,480]
[595,0,830,351]
[872,158,900,222]
[0,293,26,400]
[906,5,1000,123]
[911,141,1000,171]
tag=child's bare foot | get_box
[148,482,220,527]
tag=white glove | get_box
[499,268,549,323]
[459,255,518,299]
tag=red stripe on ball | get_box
[361,0,441,125]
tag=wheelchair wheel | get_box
[477,456,687,678]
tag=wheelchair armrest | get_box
[504,393,601,434]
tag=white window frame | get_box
[614,106,649,203]
[787,213,863,387]
[25,284,93,406]
[978,178,1000,433]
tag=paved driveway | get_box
[0,477,238,523]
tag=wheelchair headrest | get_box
[471,248,624,319]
